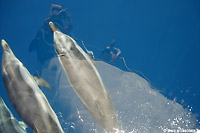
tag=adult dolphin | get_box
[1,40,64,133]
[49,22,119,132]
[0,97,28,133]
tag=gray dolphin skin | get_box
[49,21,119,132]
[1,40,64,133]
[0,97,27,133]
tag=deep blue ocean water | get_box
[0,0,200,132]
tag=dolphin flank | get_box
[49,21,119,132]
[1,39,64,133]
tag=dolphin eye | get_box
[70,46,74,51]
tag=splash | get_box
[40,57,198,132]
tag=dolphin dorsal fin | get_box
[33,76,52,90]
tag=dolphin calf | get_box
[49,22,119,132]
[1,40,64,133]
[0,97,28,133]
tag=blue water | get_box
[0,0,200,132]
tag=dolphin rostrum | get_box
[1,40,64,133]
[0,97,28,133]
[49,21,119,132]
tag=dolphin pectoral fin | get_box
[32,76,52,90]
[81,40,97,66]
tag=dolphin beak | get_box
[1,39,13,54]
[49,21,59,33]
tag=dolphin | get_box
[49,21,119,132]
[0,97,28,133]
[1,40,64,133]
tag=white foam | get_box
[41,59,198,132]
